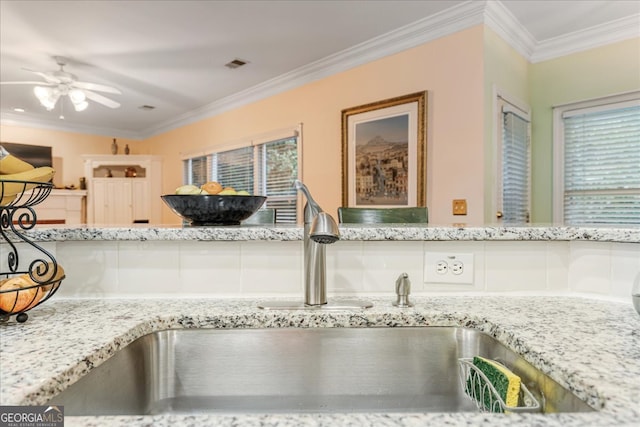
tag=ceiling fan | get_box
[0,56,121,112]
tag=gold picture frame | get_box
[341,91,427,207]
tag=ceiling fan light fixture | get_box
[33,85,49,98]
[9,57,121,112]
[33,85,60,111]
[69,88,86,103]
[73,100,89,112]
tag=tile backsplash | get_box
[3,239,638,302]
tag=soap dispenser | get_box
[393,272,413,308]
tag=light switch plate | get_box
[453,199,467,215]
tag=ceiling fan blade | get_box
[22,68,59,83]
[84,90,121,108]
[0,81,55,85]
[73,81,121,94]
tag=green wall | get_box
[529,38,640,222]
[483,27,530,223]
[483,35,640,224]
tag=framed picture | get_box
[341,91,427,207]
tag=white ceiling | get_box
[1,0,638,140]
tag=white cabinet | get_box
[131,179,150,222]
[83,155,162,225]
[32,189,87,225]
[92,179,133,224]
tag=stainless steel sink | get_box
[48,327,594,415]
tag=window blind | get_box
[256,138,298,223]
[501,110,530,223]
[182,133,299,224]
[183,155,209,187]
[215,146,254,193]
[562,103,640,225]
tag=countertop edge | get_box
[17,225,640,243]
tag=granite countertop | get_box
[22,224,640,243]
[1,296,639,427]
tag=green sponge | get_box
[467,356,522,412]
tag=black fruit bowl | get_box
[161,194,267,226]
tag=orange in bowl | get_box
[201,181,223,195]
[0,276,43,313]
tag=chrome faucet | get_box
[258,180,372,310]
[295,180,339,305]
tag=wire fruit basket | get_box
[458,357,541,413]
[1,180,64,323]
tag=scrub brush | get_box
[467,356,522,412]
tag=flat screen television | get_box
[1,142,53,168]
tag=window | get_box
[496,95,531,223]
[215,146,254,192]
[182,129,300,223]
[256,138,299,223]
[554,93,640,225]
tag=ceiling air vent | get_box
[225,59,248,69]
[138,105,156,111]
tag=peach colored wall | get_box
[1,26,486,225]
[0,124,141,188]
[147,26,486,225]
[3,29,637,227]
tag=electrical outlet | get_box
[436,260,448,274]
[450,260,464,275]
[424,253,474,284]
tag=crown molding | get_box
[483,0,536,59]
[484,1,640,64]
[141,0,487,138]
[531,14,640,63]
[138,3,640,139]
[4,1,638,139]
[0,112,141,140]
